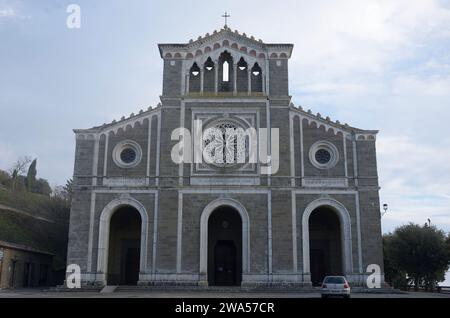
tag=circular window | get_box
[120,148,137,164]
[315,148,331,164]
[113,140,142,168]
[309,141,339,169]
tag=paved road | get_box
[1,289,450,298]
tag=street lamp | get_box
[381,203,388,217]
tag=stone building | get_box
[67,26,384,287]
[0,241,53,289]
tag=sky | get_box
[0,0,450,240]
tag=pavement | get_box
[1,288,450,298]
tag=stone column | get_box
[233,63,237,95]
[200,68,204,96]
[186,73,190,94]
[214,60,218,94]
[262,69,266,94]
[247,68,252,96]
[265,58,270,95]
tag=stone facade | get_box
[67,26,384,287]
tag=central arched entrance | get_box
[309,207,343,286]
[107,206,141,285]
[207,206,242,286]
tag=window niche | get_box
[203,57,215,93]
[189,62,201,93]
[236,57,248,93]
[218,51,233,92]
[251,63,263,93]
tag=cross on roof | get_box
[222,12,230,27]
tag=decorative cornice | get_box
[289,103,378,139]
[73,104,161,137]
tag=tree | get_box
[384,223,450,291]
[34,178,52,196]
[0,170,10,188]
[64,178,73,202]
[8,156,31,191]
[26,158,37,192]
[383,234,410,289]
[52,179,73,203]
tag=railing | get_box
[437,286,450,293]
[403,285,450,293]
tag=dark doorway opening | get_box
[214,240,237,285]
[309,207,343,286]
[9,260,17,287]
[208,207,242,286]
[23,262,30,287]
[107,206,141,286]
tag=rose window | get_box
[202,121,248,166]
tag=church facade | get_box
[67,26,384,287]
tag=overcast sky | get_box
[1,0,450,238]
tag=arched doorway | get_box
[106,206,141,285]
[309,207,342,286]
[302,198,353,286]
[207,206,242,286]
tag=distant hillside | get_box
[0,188,61,220]
[0,188,70,270]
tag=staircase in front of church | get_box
[113,285,397,294]
[115,285,321,294]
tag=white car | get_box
[321,276,351,298]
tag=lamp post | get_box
[381,203,388,217]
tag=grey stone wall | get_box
[66,190,91,272]
[159,107,180,187]
[302,120,346,178]
[268,59,289,97]
[105,121,150,178]
[162,59,182,97]
[156,189,178,272]
[73,137,95,186]
[271,190,293,273]
[270,107,291,187]
[356,140,379,188]
[358,190,384,272]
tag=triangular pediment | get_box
[158,26,293,60]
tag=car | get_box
[320,276,351,298]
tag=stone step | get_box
[100,285,118,293]
[46,285,103,292]
[47,284,400,294]
[114,285,399,294]
[115,285,320,293]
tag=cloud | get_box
[378,135,450,232]
[0,7,14,17]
